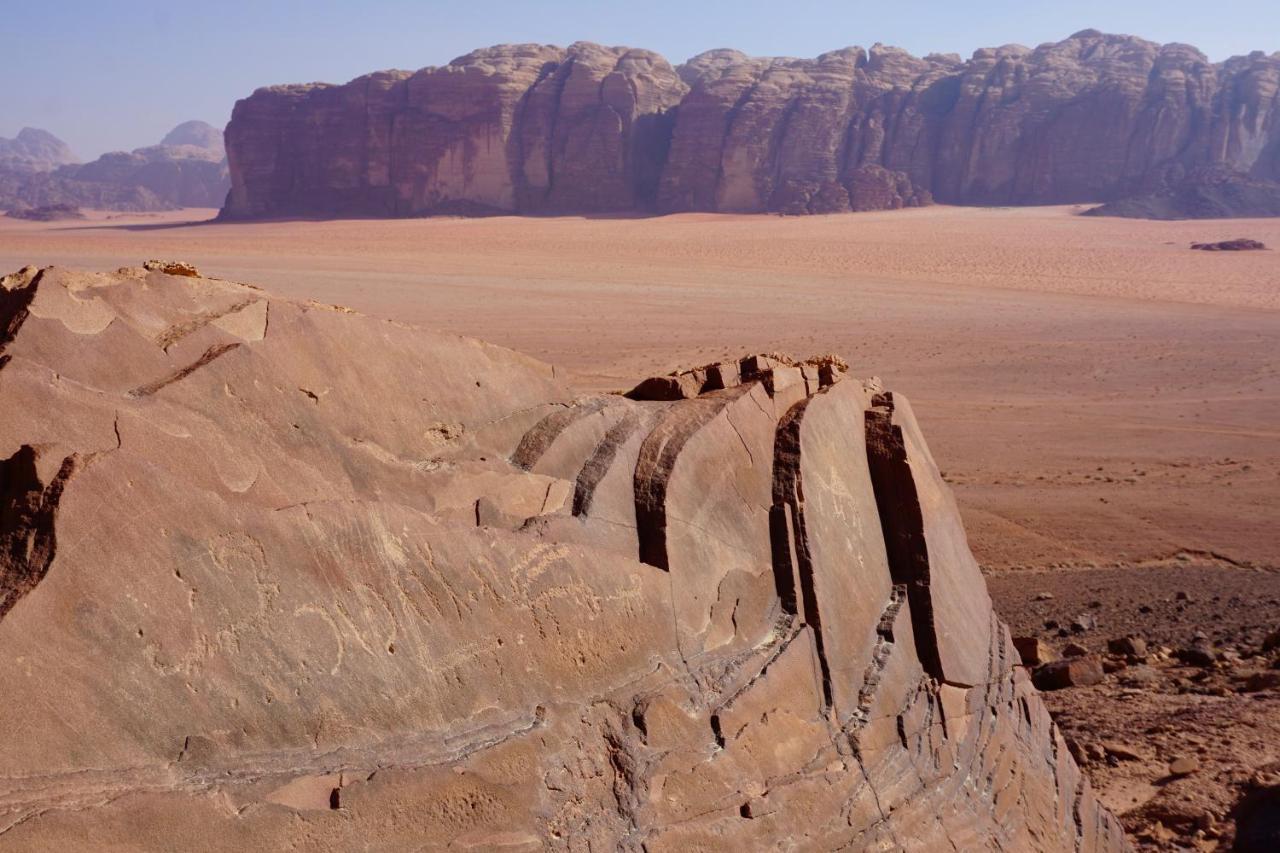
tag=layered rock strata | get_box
[0,265,1127,850]
[221,30,1280,219]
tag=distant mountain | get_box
[219,31,1280,221]
[0,121,229,212]
[0,128,78,173]
[160,120,226,158]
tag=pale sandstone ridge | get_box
[220,30,1280,219]
[0,265,1126,850]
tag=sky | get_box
[3,0,1278,160]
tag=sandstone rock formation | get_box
[0,264,1128,850]
[0,122,229,212]
[220,30,1280,219]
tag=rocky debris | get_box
[1190,238,1268,251]
[142,259,201,277]
[0,264,1127,850]
[989,566,1280,850]
[1034,657,1106,691]
[222,31,1280,220]
[0,121,228,213]
[4,203,85,221]
[1175,642,1218,667]
[1168,757,1200,777]
[1085,168,1280,220]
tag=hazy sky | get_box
[4,0,1278,159]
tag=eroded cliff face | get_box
[0,264,1127,850]
[220,30,1280,219]
[223,42,686,218]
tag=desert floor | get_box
[4,204,1276,574]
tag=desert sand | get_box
[3,204,1276,574]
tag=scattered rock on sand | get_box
[1168,756,1201,777]
[1190,238,1267,251]
[143,259,200,277]
[5,203,85,221]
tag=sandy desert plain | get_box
[3,202,1279,847]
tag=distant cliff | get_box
[220,31,1280,220]
[0,122,229,213]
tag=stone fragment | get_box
[1108,636,1147,657]
[1168,757,1201,777]
[1033,657,1105,691]
[1013,636,1057,667]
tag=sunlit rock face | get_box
[0,264,1128,850]
[221,31,1280,219]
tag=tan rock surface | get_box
[0,265,1127,849]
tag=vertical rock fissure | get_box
[1,267,41,364]
[572,410,641,517]
[1,446,77,622]
[864,394,946,682]
[632,389,746,570]
[768,394,836,710]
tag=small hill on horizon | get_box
[0,121,229,212]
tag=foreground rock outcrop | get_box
[0,122,229,213]
[221,30,1280,219]
[0,264,1126,850]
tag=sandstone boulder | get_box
[0,265,1127,850]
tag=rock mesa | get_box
[221,31,1280,219]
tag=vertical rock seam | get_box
[864,392,946,681]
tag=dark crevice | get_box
[1,445,77,622]
[572,410,641,517]
[510,399,604,471]
[632,388,747,570]
[864,392,945,682]
[1,267,42,362]
[767,394,836,711]
[127,342,241,398]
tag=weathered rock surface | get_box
[221,30,1280,219]
[0,264,1127,850]
[0,122,229,213]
